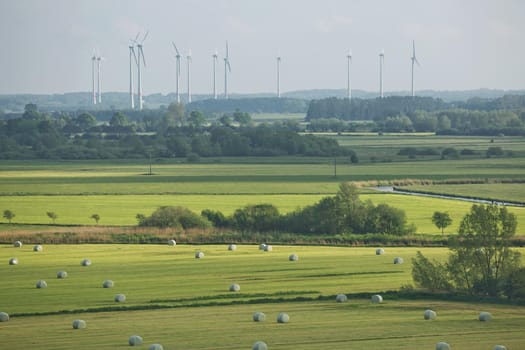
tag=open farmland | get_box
[0,244,524,349]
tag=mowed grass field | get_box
[1,244,524,349]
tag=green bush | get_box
[137,206,211,229]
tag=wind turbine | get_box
[172,42,182,104]
[410,40,421,97]
[136,31,148,110]
[346,50,352,99]
[276,55,281,98]
[187,49,192,103]
[212,49,218,99]
[129,33,139,109]
[224,41,231,98]
[91,50,97,105]
[96,51,103,104]
[379,49,385,98]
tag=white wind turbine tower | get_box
[171,42,182,104]
[91,50,97,105]
[379,49,385,98]
[224,41,231,99]
[346,50,352,99]
[128,33,139,109]
[212,49,218,99]
[96,51,104,104]
[187,48,192,103]
[276,55,281,98]
[136,31,149,110]
[410,40,421,97]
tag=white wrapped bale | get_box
[129,335,143,346]
[289,254,299,261]
[259,243,267,251]
[195,251,204,259]
[252,341,268,350]
[264,245,273,252]
[253,311,266,322]
[228,244,237,251]
[229,283,240,292]
[57,271,68,279]
[335,294,348,303]
[435,342,451,350]
[168,239,177,246]
[33,244,43,252]
[103,280,114,288]
[149,344,164,350]
[81,259,92,266]
[36,280,47,288]
[424,309,437,320]
[479,311,492,321]
[114,293,126,302]
[375,248,385,255]
[277,312,289,323]
[0,312,9,322]
[72,319,87,329]
[9,258,18,265]
[13,241,22,248]
[393,257,404,264]
[371,294,383,304]
[493,346,507,350]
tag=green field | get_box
[1,244,524,349]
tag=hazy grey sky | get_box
[0,0,524,95]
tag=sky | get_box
[0,0,524,95]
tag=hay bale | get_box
[264,245,273,252]
[335,294,348,303]
[114,293,126,302]
[289,254,299,261]
[149,344,164,350]
[103,280,114,288]
[435,342,451,350]
[13,241,22,248]
[252,341,268,350]
[81,259,91,266]
[493,346,507,350]
[253,311,266,322]
[424,309,437,320]
[57,271,68,279]
[128,335,143,346]
[228,244,237,251]
[375,248,385,255]
[0,312,9,322]
[195,251,204,259]
[229,283,240,292]
[9,258,18,265]
[371,294,383,304]
[259,243,267,251]
[479,311,492,321]
[393,257,404,264]
[36,280,47,288]
[72,319,87,329]
[168,239,177,246]
[277,312,289,323]
[33,244,43,252]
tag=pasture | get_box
[1,244,524,349]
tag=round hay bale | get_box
[72,319,87,329]
[493,346,507,350]
[56,271,68,279]
[289,254,299,261]
[253,311,266,322]
[435,342,451,350]
[371,294,383,304]
[36,280,47,288]
[335,294,348,303]
[168,239,177,246]
[479,311,492,322]
[424,309,437,320]
[13,241,22,248]
[375,248,385,255]
[33,244,43,252]
[81,259,91,266]
[228,244,237,251]
[149,344,164,350]
[9,258,18,265]
[264,245,273,252]
[114,293,126,302]
[229,283,240,292]
[0,312,9,322]
[103,279,114,288]
[277,312,289,323]
[195,251,204,259]
[252,341,268,350]
[128,335,143,346]
[393,257,404,264]
[259,243,267,251]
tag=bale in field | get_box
[81,259,91,266]
[228,244,237,251]
[72,319,87,329]
[479,311,492,321]
[128,335,143,346]
[195,251,204,259]
[114,293,126,302]
[493,346,507,350]
[13,241,22,248]
[103,280,114,288]
[371,294,383,304]
[9,258,18,265]
[277,312,289,323]
[253,311,266,322]
[375,248,385,255]
[435,342,451,350]
[33,244,43,252]
[57,271,68,279]
[336,294,347,303]
[0,312,9,322]
[168,239,176,246]
[259,243,267,251]
[393,257,404,264]
[149,344,164,350]
[252,341,268,350]
[36,280,47,288]
[289,254,299,261]
[424,309,437,320]
[264,245,273,252]
[229,283,240,292]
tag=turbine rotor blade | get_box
[142,31,149,43]
[140,47,146,66]
[172,41,181,56]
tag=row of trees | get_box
[2,209,101,224]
